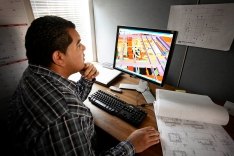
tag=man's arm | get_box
[76,63,99,101]
[102,127,160,156]
[33,114,159,156]
[33,113,96,156]
[76,77,94,101]
[101,140,135,156]
[33,114,132,156]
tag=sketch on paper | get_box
[168,4,234,51]
[154,89,233,156]
[156,116,234,156]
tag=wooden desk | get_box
[84,74,234,156]
[84,74,173,156]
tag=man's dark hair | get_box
[25,16,75,67]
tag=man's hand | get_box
[127,126,160,153]
[80,63,99,80]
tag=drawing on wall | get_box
[0,25,28,65]
[168,3,234,51]
[0,0,29,65]
[0,0,30,99]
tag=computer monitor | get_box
[113,25,177,103]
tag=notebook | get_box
[68,63,121,86]
[95,63,122,86]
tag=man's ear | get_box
[52,51,66,67]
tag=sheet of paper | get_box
[155,115,234,156]
[0,0,29,65]
[155,89,229,125]
[167,4,234,51]
[68,63,122,85]
[95,64,121,85]
[224,101,234,116]
[0,0,29,25]
[154,89,233,156]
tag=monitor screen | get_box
[113,25,177,87]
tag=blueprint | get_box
[167,4,234,51]
[156,115,234,156]
[154,89,234,156]
[155,89,229,126]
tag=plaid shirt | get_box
[8,65,135,156]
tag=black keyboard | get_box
[88,90,147,127]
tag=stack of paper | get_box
[154,89,234,156]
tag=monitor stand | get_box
[119,80,155,104]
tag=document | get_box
[167,4,234,51]
[68,63,122,86]
[154,89,234,156]
[0,0,29,64]
[95,63,121,86]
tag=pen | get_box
[106,90,119,98]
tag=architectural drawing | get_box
[167,4,234,51]
[154,89,233,156]
[173,150,187,156]
[156,116,234,156]
[168,133,182,143]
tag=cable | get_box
[177,46,189,87]
[135,91,142,106]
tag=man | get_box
[8,16,160,156]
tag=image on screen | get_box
[113,26,177,86]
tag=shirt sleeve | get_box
[32,112,135,156]
[33,114,96,156]
[76,77,95,101]
[101,141,135,156]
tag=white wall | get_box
[93,0,182,64]
[93,0,234,102]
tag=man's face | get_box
[64,28,86,75]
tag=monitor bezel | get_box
[113,25,177,87]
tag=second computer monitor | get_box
[113,25,177,87]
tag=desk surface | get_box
[84,74,234,156]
